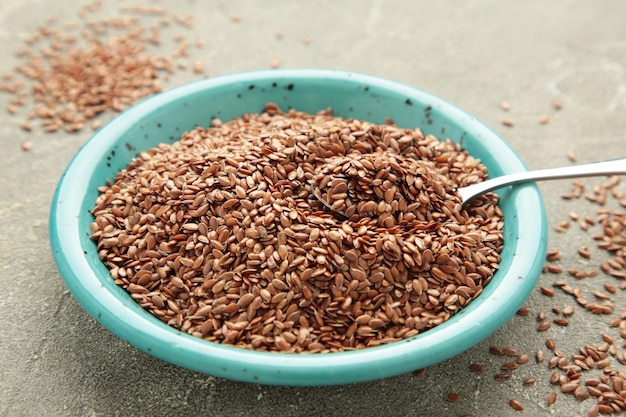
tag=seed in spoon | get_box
[310,151,460,223]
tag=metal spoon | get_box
[457,157,626,206]
[312,157,626,215]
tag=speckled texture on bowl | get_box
[49,69,547,386]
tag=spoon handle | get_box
[457,157,626,205]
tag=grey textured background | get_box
[1,1,625,416]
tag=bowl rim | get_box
[49,68,547,386]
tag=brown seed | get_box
[553,318,570,326]
[499,101,511,111]
[547,391,557,405]
[536,349,545,362]
[469,363,486,372]
[489,346,505,355]
[537,320,551,331]
[88,105,507,353]
[561,382,579,393]
[503,347,519,356]
[446,392,462,402]
[546,249,561,261]
[540,286,555,297]
[539,114,549,124]
[502,118,514,127]
[553,100,563,110]
[509,399,524,411]
[501,361,519,370]
[578,246,592,259]
[566,150,577,162]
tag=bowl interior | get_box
[50,69,547,386]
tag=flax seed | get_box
[446,392,462,402]
[523,376,536,385]
[536,349,545,362]
[547,392,557,405]
[90,104,505,353]
[503,347,520,356]
[4,7,197,133]
[509,399,524,411]
[538,320,551,331]
[469,363,486,372]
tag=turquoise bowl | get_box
[49,69,547,386]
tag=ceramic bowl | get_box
[50,69,547,386]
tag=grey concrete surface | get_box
[1,1,625,416]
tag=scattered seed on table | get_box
[547,392,557,405]
[503,347,520,356]
[446,392,463,402]
[490,346,505,355]
[2,7,202,133]
[536,350,545,362]
[553,318,570,326]
[546,249,561,261]
[547,264,563,274]
[539,115,549,124]
[567,150,577,162]
[470,363,486,372]
[509,398,524,411]
[578,246,592,259]
[502,118,514,127]
[502,361,519,370]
